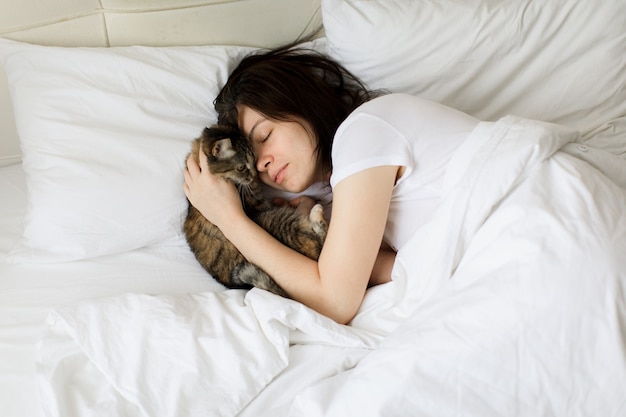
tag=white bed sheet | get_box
[0,165,204,416]
[0,163,333,417]
[0,162,378,417]
[3,114,626,417]
[20,116,626,417]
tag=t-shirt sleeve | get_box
[330,112,413,188]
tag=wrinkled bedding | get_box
[37,116,626,417]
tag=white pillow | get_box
[322,0,626,137]
[0,39,257,263]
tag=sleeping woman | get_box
[183,46,479,324]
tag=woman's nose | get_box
[256,155,271,172]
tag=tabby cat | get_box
[184,125,327,297]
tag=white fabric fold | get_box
[288,117,626,416]
[38,291,289,417]
[36,289,380,417]
[36,116,626,417]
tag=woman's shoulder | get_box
[336,94,443,138]
[350,93,479,133]
[348,93,463,124]
[358,93,433,111]
[342,94,452,129]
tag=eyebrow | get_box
[247,118,267,142]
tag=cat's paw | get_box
[309,204,327,236]
[309,203,324,222]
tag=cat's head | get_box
[192,125,257,185]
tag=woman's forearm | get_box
[215,166,398,324]
[219,212,359,322]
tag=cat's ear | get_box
[211,138,236,159]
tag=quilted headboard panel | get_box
[0,0,323,165]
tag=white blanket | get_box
[37,116,626,417]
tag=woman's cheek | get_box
[258,173,273,187]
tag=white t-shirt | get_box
[330,94,479,251]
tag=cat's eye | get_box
[236,165,246,172]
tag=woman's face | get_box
[238,105,326,193]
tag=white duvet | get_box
[37,116,626,417]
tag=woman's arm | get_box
[184,152,397,324]
[278,197,396,288]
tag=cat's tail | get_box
[231,263,289,298]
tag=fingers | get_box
[273,196,316,211]
[288,196,304,207]
[185,148,209,176]
[198,147,210,173]
[290,196,316,209]
[186,153,201,177]
[184,154,198,199]
[183,149,222,197]
[272,197,289,206]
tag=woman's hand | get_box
[273,195,317,215]
[183,148,244,228]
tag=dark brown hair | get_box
[214,45,381,171]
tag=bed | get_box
[1,1,625,416]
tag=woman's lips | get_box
[274,164,287,185]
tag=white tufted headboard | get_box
[0,0,323,166]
